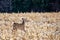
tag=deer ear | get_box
[21,17,33,22]
[14,23,16,24]
[22,18,30,22]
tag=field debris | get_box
[0,13,60,40]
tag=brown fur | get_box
[13,23,25,31]
[13,18,29,31]
[13,18,28,40]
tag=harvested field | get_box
[0,13,60,40]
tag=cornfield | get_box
[0,12,60,40]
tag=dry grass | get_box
[0,12,60,40]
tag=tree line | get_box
[0,0,60,12]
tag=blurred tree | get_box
[32,0,50,12]
[12,0,32,12]
[0,0,60,12]
[13,0,60,12]
[0,0,12,12]
[12,0,23,12]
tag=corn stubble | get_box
[0,12,60,40]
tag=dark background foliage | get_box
[0,0,60,12]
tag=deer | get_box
[13,18,30,32]
[12,17,33,40]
